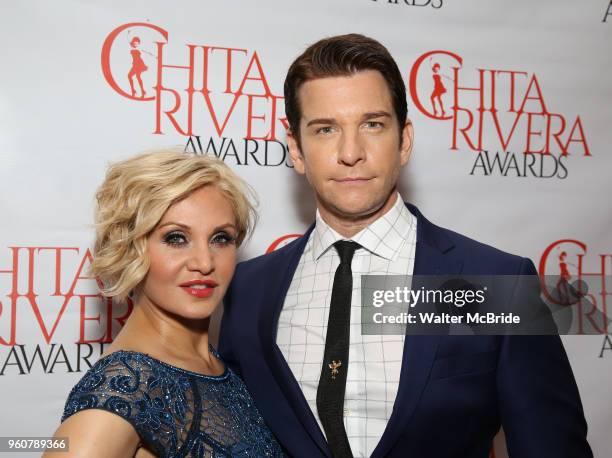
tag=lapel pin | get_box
[329,360,342,379]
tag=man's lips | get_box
[180,280,218,298]
[333,177,373,183]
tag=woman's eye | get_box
[163,231,187,246]
[211,231,236,246]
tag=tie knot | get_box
[334,241,360,265]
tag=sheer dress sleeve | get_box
[61,350,284,457]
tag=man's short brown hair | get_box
[284,34,408,142]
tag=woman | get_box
[128,36,147,98]
[430,62,447,117]
[46,151,283,457]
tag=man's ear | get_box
[400,120,414,166]
[287,129,306,174]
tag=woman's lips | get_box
[180,280,217,298]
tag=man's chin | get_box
[326,200,387,222]
[316,189,398,223]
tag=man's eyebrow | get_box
[362,111,392,120]
[306,118,335,127]
[305,112,392,127]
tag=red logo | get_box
[409,50,591,157]
[539,240,611,334]
[101,22,288,140]
[0,247,132,346]
[266,234,302,254]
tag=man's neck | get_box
[317,191,400,238]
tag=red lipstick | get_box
[180,280,218,299]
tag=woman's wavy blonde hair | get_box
[91,150,256,303]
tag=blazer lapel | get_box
[372,204,463,458]
[258,225,331,457]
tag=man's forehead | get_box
[298,69,388,94]
[298,70,394,120]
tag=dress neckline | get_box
[100,347,230,381]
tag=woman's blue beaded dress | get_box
[61,349,284,457]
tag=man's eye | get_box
[211,232,236,246]
[364,121,383,129]
[163,231,187,246]
[316,126,334,135]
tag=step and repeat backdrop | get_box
[1,1,610,456]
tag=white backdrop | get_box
[1,1,610,457]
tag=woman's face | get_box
[139,185,238,321]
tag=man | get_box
[219,34,592,457]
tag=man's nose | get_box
[337,129,366,166]
[186,245,214,274]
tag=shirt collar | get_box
[311,192,416,261]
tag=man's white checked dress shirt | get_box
[276,193,417,457]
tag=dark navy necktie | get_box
[316,240,360,458]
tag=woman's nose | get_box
[186,246,214,274]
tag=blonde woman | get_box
[46,151,283,457]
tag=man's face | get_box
[287,70,413,224]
